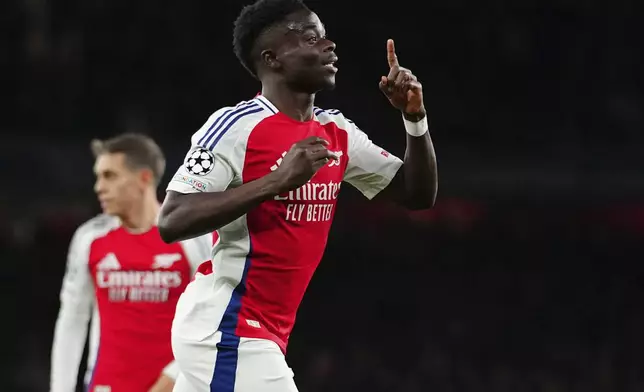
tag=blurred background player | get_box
[157,0,437,391]
[49,133,214,392]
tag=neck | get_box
[261,80,315,122]
[120,190,160,233]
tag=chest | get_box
[241,118,349,184]
[88,229,191,293]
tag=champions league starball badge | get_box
[185,147,215,176]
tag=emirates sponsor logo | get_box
[269,151,342,223]
[94,253,184,303]
[96,270,182,289]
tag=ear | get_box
[139,168,155,188]
[260,49,281,71]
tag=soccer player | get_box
[158,0,438,390]
[50,134,214,392]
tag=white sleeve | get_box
[166,108,247,195]
[343,119,403,199]
[50,226,94,392]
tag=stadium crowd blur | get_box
[2,0,643,391]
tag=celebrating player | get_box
[158,0,438,390]
[50,134,214,392]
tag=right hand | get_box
[272,136,338,193]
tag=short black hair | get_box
[91,133,166,185]
[233,0,310,78]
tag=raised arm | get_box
[378,39,438,209]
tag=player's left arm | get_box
[376,38,438,209]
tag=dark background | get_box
[2,0,643,391]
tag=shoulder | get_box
[313,107,358,132]
[191,96,278,151]
[72,214,120,246]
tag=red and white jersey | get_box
[50,214,214,392]
[167,95,402,353]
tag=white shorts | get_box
[172,331,298,392]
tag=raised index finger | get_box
[387,39,399,68]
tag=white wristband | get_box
[403,115,429,137]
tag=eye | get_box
[306,35,318,44]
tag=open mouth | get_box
[322,55,338,72]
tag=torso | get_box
[87,225,196,391]
[230,111,349,350]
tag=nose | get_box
[324,39,336,53]
[94,178,104,195]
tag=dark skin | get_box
[375,38,438,209]
[158,10,437,243]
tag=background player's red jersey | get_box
[50,214,214,392]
